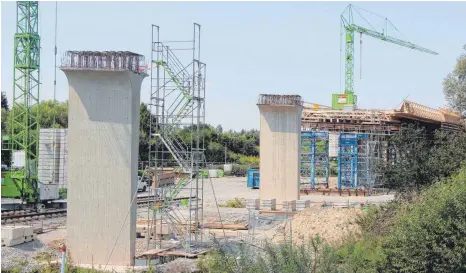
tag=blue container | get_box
[252,172,260,189]
[247,168,257,188]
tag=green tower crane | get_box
[7,1,41,203]
[332,4,438,110]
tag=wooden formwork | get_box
[301,100,463,131]
[149,168,176,188]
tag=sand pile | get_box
[261,207,364,245]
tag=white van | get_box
[137,176,150,192]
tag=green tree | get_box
[378,124,466,194]
[1,92,11,165]
[1,91,9,110]
[378,124,432,193]
[33,100,68,128]
[1,91,9,135]
[382,166,466,273]
[443,45,466,113]
[1,108,8,135]
[2,98,261,166]
[139,103,153,162]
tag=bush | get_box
[198,237,338,273]
[219,198,245,208]
[335,237,386,273]
[238,156,259,165]
[381,165,466,273]
[231,165,250,177]
[337,165,466,273]
[59,188,67,199]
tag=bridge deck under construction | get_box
[302,100,463,132]
[299,100,463,190]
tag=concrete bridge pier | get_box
[61,51,147,266]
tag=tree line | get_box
[0,95,259,166]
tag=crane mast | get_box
[332,4,438,110]
[9,1,41,203]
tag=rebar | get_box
[61,51,145,73]
[257,94,303,106]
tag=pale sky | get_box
[1,1,465,131]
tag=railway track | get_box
[1,196,198,222]
[1,209,67,224]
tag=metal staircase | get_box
[149,24,206,251]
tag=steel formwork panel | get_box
[338,134,357,189]
[338,133,369,189]
[301,131,329,188]
[300,132,312,186]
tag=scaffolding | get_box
[301,107,402,190]
[300,128,395,190]
[300,131,329,189]
[337,133,358,189]
[147,23,206,253]
[300,132,312,187]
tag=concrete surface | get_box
[62,68,146,266]
[258,104,303,207]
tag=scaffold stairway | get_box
[153,134,191,173]
[155,59,196,131]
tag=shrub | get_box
[335,238,386,273]
[231,165,250,177]
[238,156,259,165]
[59,188,67,199]
[198,236,341,273]
[381,165,466,273]
[219,198,245,208]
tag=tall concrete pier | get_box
[257,94,303,208]
[61,51,147,266]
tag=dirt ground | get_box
[180,176,394,210]
[1,176,394,272]
[259,206,364,245]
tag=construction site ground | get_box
[1,177,394,272]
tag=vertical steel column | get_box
[10,1,41,203]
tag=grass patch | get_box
[219,198,246,208]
